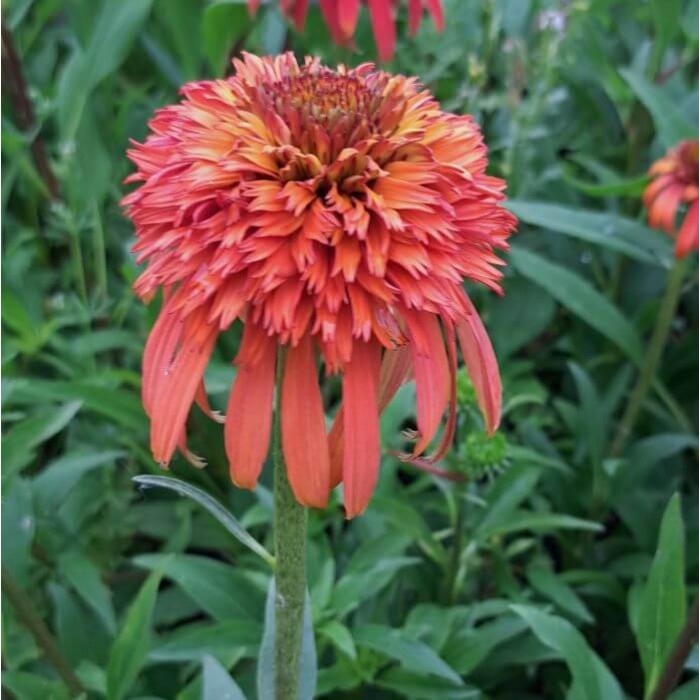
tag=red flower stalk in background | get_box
[643,139,698,259]
[122,53,516,517]
[247,0,444,61]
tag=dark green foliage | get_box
[2,0,697,698]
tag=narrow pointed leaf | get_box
[133,475,274,566]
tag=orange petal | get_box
[329,343,412,488]
[456,295,501,435]
[291,0,309,30]
[407,0,422,35]
[426,0,445,31]
[403,309,450,455]
[282,335,331,508]
[178,428,207,469]
[367,0,396,61]
[150,310,218,465]
[195,381,225,423]
[225,325,277,489]
[142,299,183,416]
[319,0,345,43]
[338,0,360,37]
[676,200,698,259]
[425,320,458,462]
[342,340,382,518]
[378,344,413,411]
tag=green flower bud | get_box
[456,368,477,406]
[457,430,509,478]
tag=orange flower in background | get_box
[247,0,444,61]
[122,53,516,517]
[643,139,698,259]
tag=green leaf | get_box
[512,605,624,700]
[561,169,649,198]
[474,464,541,539]
[330,556,420,617]
[568,362,606,466]
[1,671,71,700]
[2,401,82,476]
[201,1,251,75]
[510,246,644,365]
[319,621,357,660]
[526,565,593,624]
[637,493,687,697]
[58,0,154,139]
[444,614,528,675]
[49,583,110,667]
[33,450,124,512]
[59,550,117,635]
[260,4,287,54]
[257,579,317,700]
[106,564,166,700]
[156,0,203,79]
[374,668,480,699]
[489,275,557,357]
[650,0,680,67]
[670,678,700,700]
[2,478,35,583]
[150,620,262,662]
[478,511,603,539]
[507,201,672,267]
[369,496,446,565]
[133,475,274,566]
[354,624,463,685]
[620,68,697,148]
[11,380,144,433]
[202,655,247,700]
[133,553,264,621]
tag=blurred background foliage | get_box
[1,0,698,698]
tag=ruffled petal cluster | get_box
[247,0,444,61]
[643,139,698,259]
[123,53,516,517]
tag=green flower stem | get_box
[610,257,689,457]
[1,565,86,697]
[272,349,307,699]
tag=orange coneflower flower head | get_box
[122,53,516,517]
[643,139,698,259]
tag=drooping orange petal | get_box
[142,299,183,416]
[225,325,277,489]
[403,308,450,455]
[150,309,218,465]
[424,319,457,462]
[282,335,331,508]
[337,0,361,37]
[328,342,412,487]
[676,200,699,258]
[319,0,345,43]
[426,0,445,32]
[290,0,309,31]
[343,340,382,518]
[178,428,207,469]
[378,344,413,411]
[407,0,422,35]
[367,0,396,61]
[456,295,501,435]
[195,380,225,423]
